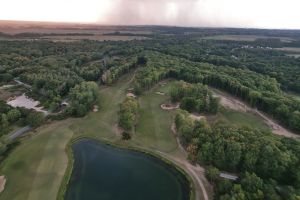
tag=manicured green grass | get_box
[0,74,133,200]
[134,81,179,153]
[70,74,132,140]
[0,120,74,200]
[217,109,271,132]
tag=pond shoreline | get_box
[57,136,195,200]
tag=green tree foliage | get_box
[68,81,99,117]
[205,166,220,183]
[175,111,300,199]
[170,81,219,114]
[6,109,21,123]
[26,112,45,127]
[119,97,139,132]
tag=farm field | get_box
[204,34,295,42]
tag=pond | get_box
[6,93,48,115]
[65,139,191,200]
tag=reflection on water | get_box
[7,93,48,115]
[66,139,191,200]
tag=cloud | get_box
[99,0,300,29]
[0,0,300,29]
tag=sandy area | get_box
[155,92,165,95]
[0,175,6,193]
[189,113,206,121]
[160,103,180,110]
[126,92,136,98]
[211,89,299,139]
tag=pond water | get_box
[7,93,48,115]
[65,139,191,200]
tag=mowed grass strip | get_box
[0,120,74,200]
[134,81,178,153]
[0,74,133,200]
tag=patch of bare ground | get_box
[113,123,124,136]
[211,88,299,139]
[0,175,6,193]
[160,123,212,200]
[190,113,206,121]
[126,92,136,98]
[160,103,180,110]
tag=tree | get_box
[68,81,99,117]
[0,114,9,135]
[7,109,21,123]
[119,97,139,132]
[26,112,44,127]
[205,166,220,183]
[241,172,264,200]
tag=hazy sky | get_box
[1,0,300,29]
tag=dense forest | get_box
[170,81,219,114]
[1,27,300,199]
[176,112,300,200]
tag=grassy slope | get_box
[133,81,179,154]
[0,120,74,200]
[216,108,271,132]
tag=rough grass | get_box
[216,108,271,132]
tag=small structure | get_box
[0,175,6,193]
[220,172,238,181]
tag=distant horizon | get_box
[1,0,300,30]
[1,19,300,31]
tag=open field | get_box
[276,47,300,58]
[216,109,271,132]
[204,35,295,42]
[41,35,148,42]
[276,47,300,53]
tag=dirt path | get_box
[157,150,209,200]
[169,123,210,200]
[211,88,299,139]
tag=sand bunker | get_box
[161,103,180,110]
[155,92,165,95]
[127,92,136,98]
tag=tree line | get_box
[175,111,300,200]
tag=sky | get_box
[0,0,300,29]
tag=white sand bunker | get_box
[161,103,180,110]
[155,92,165,95]
[127,93,136,98]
